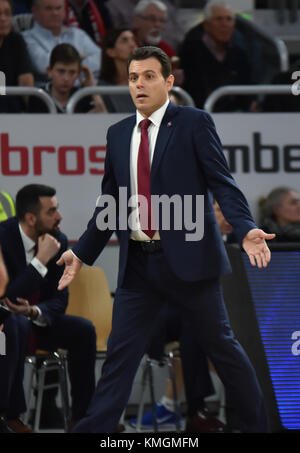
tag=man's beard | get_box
[35,218,60,238]
[145,29,162,46]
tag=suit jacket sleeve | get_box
[194,111,257,242]
[72,126,116,264]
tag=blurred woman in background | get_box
[98,27,137,112]
[259,187,300,242]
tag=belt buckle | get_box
[141,240,158,253]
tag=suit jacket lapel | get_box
[151,102,178,179]
[9,219,27,272]
[119,115,136,196]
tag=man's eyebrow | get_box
[129,69,157,76]
[47,204,59,213]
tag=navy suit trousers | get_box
[73,244,269,433]
[0,314,96,420]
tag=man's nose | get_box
[136,76,144,87]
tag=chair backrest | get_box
[67,266,113,351]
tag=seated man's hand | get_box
[36,234,61,266]
[3,297,32,317]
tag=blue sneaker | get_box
[130,403,183,429]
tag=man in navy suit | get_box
[58,46,275,433]
[0,184,96,433]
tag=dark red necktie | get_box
[137,118,156,239]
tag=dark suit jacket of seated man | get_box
[57,46,275,433]
[0,184,96,432]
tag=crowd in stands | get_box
[1,0,298,114]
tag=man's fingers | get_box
[56,257,64,266]
[58,274,72,291]
[255,254,263,268]
[263,233,276,240]
[249,254,256,267]
[16,297,28,304]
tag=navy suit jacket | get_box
[73,102,257,286]
[0,217,68,325]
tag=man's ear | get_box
[46,66,52,79]
[24,212,37,228]
[167,74,175,92]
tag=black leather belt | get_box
[130,239,162,253]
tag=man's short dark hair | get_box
[49,43,81,69]
[127,46,171,79]
[16,184,56,221]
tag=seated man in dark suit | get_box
[0,184,96,433]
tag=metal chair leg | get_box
[147,359,158,432]
[25,352,70,432]
[135,358,150,432]
[34,363,46,431]
[167,351,181,432]
[23,357,35,425]
[57,353,70,431]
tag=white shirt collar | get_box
[136,98,170,128]
[18,223,36,254]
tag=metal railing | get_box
[236,14,289,73]
[204,84,293,113]
[171,86,195,107]
[4,87,57,113]
[66,85,195,113]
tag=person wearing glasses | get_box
[132,0,183,85]
[132,0,175,59]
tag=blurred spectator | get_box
[28,42,106,112]
[258,187,300,242]
[105,0,184,52]
[214,199,233,237]
[0,247,8,298]
[11,0,32,14]
[22,0,101,86]
[98,27,136,112]
[179,1,253,111]
[169,88,184,105]
[0,0,34,112]
[132,0,175,58]
[213,199,237,244]
[261,59,300,112]
[0,191,16,222]
[132,0,183,85]
[64,0,112,46]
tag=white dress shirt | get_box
[130,98,170,241]
[18,224,48,326]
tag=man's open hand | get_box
[57,250,82,290]
[242,228,276,268]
